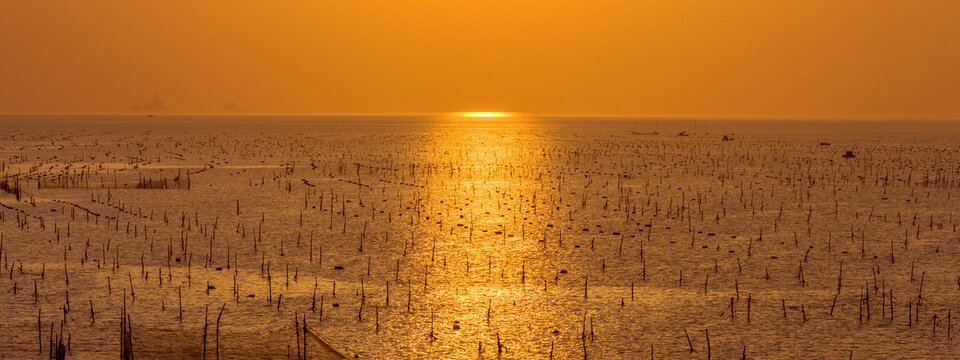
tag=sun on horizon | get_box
[456,112,515,118]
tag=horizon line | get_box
[0,112,957,122]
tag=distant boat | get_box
[146,114,155,118]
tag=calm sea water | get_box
[0,115,958,358]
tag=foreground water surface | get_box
[0,115,958,358]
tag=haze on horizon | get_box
[1,0,959,119]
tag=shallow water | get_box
[0,115,959,359]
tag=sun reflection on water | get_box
[396,119,578,357]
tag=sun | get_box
[456,112,514,118]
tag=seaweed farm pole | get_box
[705,329,711,360]
[125,313,134,360]
[216,303,225,360]
[311,280,317,313]
[302,315,309,360]
[295,314,302,359]
[202,305,208,359]
[583,275,588,299]
[37,308,42,354]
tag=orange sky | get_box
[1,1,958,119]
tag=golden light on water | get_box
[5,116,960,358]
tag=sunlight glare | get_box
[457,112,514,118]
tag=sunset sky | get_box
[1,1,958,119]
